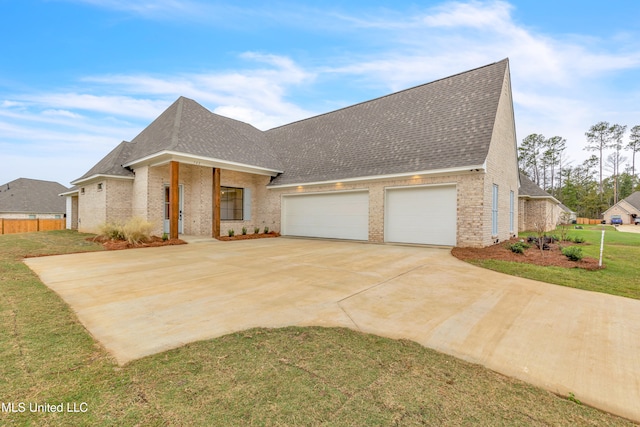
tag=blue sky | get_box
[1,0,639,186]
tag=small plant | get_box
[567,392,582,405]
[507,242,529,254]
[572,236,585,244]
[562,246,583,262]
[254,226,260,234]
[264,226,269,234]
[242,226,247,235]
[228,229,235,237]
[162,232,169,241]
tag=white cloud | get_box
[422,0,513,29]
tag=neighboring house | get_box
[602,191,640,225]
[558,203,577,223]
[518,172,562,232]
[65,59,520,247]
[0,178,68,219]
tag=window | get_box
[221,187,244,220]
[80,187,85,195]
[55,214,62,219]
[28,214,36,219]
[97,183,103,191]
[509,190,514,233]
[492,184,499,236]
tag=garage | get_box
[385,185,457,246]
[282,191,369,240]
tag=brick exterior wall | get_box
[77,179,133,233]
[105,179,133,224]
[519,198,561,232]
[264,172,486,246]
[481,66,519,246]
[77,181,107,232]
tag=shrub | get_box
[264,226,269,234]
[98,221,125,241]
[254,227,260,234]
[228,229,235,237]
[562,246,583,262]
[507,242,529,254]
[242,227,247,235]
[122,217,153,244]
[572,236,585,244]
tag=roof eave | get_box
[519,194,561,204]
[123,150,283,177]
[267,165,486,189]
[71,174,135,186]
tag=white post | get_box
[599,228,605,268]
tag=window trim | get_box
[220,186,244,221]
[492,184,499,236]
[509,190,514,233]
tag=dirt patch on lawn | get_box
[452,238,603,270]
[89,235,187,250]
[216,232,280,241]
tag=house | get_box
[0,178,68,219]
[559,203,577,223]
[65,59,520,247]
[602,191,640,224]
[518,172,563,232]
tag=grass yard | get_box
[0,230,635,425]
[466,225,640,300]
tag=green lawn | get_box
[468,225,640,300]
[0,230,635,425]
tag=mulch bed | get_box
[89,235,187,250]
[216,232,280,241]
[451,238,603,270]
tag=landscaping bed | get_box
[216,232,280,241]
[89,235,187,250]
[452,238,602,270]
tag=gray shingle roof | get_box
[75,60,512,187]
[74,141,136,183]
[622,191,640,211]
[266,59,509,186]
[518,172,555,199]
[0,178,68,214]
[126,97,282,171]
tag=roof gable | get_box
[126,97,282,171]
[0,178,68,213]
[266,59,509,186]
[73,141,136,184]
[623,191,640,211]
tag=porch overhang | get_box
[123,151,282,177]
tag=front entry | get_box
[164,184,184,234]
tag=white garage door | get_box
[282,191,369,240]
[385,185,457,246]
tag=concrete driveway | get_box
[617,224,640,233]
[25,238,640,422]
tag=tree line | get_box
[518,122,640,218]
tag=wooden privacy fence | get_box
[576,217,602,225]
[0,219,66,235]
